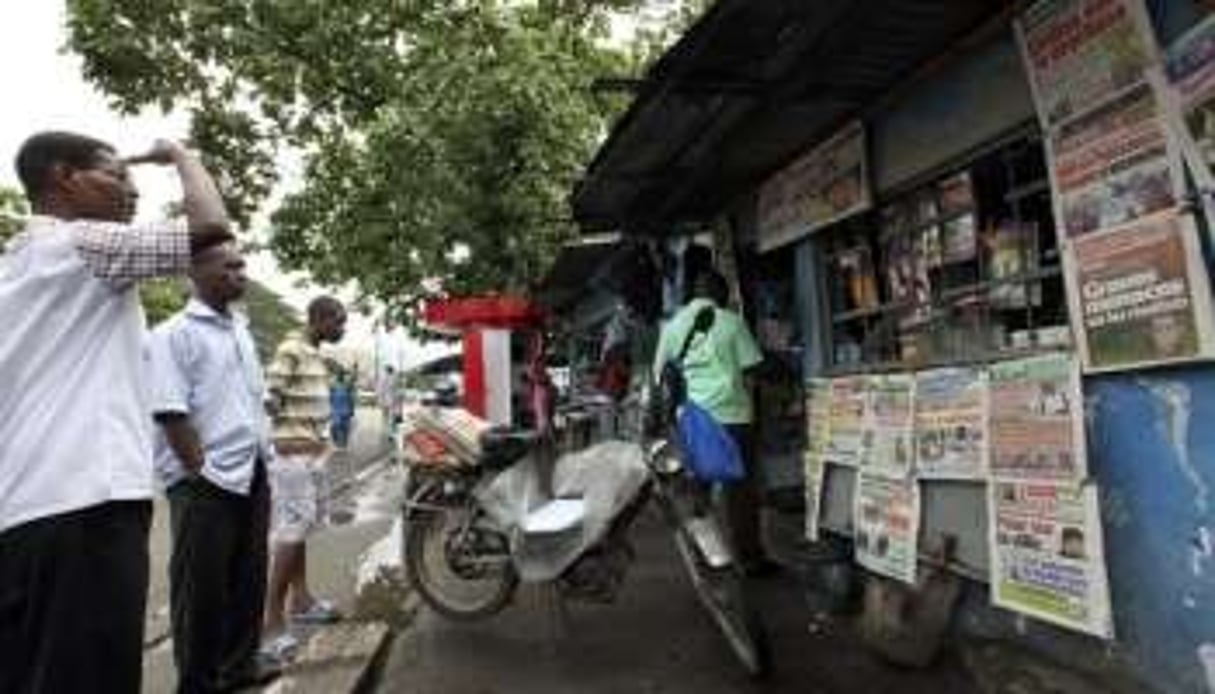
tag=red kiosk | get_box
[421,295,548,427]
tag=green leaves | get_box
[0,187,28,246]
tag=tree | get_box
[0,186,28,245]
[65,0,647,326]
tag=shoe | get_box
[259,631,300,663]
[291,599,343,624]
[221,654,283,691]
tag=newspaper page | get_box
[914,367,988,480]
[1016,0,1158,127]
[988,480,1114,638]
[804,379,833,541]
[854,472,921,585]
[1165,14,1215,189]
[861,373,915,478]
[1065,209,1215,370]
[827,376,869,467]
[988,354,1087,482]
[757,121,871,251]
[1046,81,1184,238]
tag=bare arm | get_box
[155,413,206,474]
[127,141,232,252]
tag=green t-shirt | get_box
[652,298,763,425]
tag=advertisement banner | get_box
[861,374,915,478]
[757,121,871,251]
[1065,210,1215,371]
[855,473,921,585]
[1165,14,1215,189]
[988,354,1087,482]
[1017,0,1158,127]
[804,379,833,541]
[1046,81,1183,238]
[914,367,988,479]
[988,480,1114,638]
[827,376,869,467]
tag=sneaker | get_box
[291,599,343,624]
[259,631,300,663]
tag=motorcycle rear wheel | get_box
[404,508,519,621]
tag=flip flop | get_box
[259,632,299,663]
[291,600,343,624]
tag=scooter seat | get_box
[479,428,538,470]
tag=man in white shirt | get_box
[0,131,231,694]
[149,242,280,693]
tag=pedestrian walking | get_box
[329,368,356,450]
[0,132,232,694]
[262,296,347,660]
[651,269,779,576]
[148,242,281,693]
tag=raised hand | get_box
[124,139,186,166]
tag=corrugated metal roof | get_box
[574,0,1015,234]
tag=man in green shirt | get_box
[652,270,776,574]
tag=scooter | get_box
[399,428,771,678]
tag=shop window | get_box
[823,135,1068,372]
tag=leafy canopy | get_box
[65,0,649,325]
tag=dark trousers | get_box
[167,466,269,694]
[724,424,767,565]
[0,500,152,694]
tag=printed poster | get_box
[861,374,915,478]
[1047,81,1183,238]
[804,379,833,541]
[988,480,1114,638]
[988,353,1087,482]
[914,367,988,479]
[827,376,869,467]
[854,473,921,585]
[1017,0,1158,127]
[1065,209,1215,371]
[757,121,871,251]
[1165,14,1215,188]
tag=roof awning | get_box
[533,234,624,311]
[574,0,1014,234]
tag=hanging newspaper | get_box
[757,121,871,251]
[988,480,1114,638]
[854,473,921,585]
[804,379,833,541]
[1165,14,1215,190]
[914,367,989,480]
[827,376,869,466]
[1064,209,1215,371]
[860,373,915,478]
[1046,81,1184,238]
[1016,0,1159,127]
[988,354,1087,483]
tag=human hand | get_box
[124,139,187,166]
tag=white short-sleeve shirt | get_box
[0,215,190,533]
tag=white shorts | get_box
[269,454,330,544]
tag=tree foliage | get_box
[0,186,28,245]
[65,0,653,325]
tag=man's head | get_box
[308,296,346,344]
[189,242,247,309]
[691,269,730,307]
[15,131,138,222]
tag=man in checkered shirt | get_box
[0,132,233,694]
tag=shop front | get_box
[575,1,1215,691]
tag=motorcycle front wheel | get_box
[673,523,772,679]
[404,507,519,621]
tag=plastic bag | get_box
[676,402,745,483]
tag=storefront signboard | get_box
[914,367,988,480]
[855,472,921,585]
[988,353,1087,482]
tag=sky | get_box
[0,1,456,370]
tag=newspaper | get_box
[988,354,1087,482]
[860,373,915,478]
[804,379,833,541]
[757,121,871,251]
[1166,14,1215,189]
[854,472,921,585]
[914,367,988,480]
[988,480,1114,638]
[1017,0,1157,127]
[1065,209,1215,370]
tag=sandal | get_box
[291,599,343,624]
[259,632,299,663]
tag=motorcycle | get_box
[399,427,771,678]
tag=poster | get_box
[1065,210,1215,371]
[1165,14,1215,188]
[804,379,833,541]
[854,473,921,585]
[914,367,988,479]
[861,374,915,477]
[1047,82,1183,238]
[757,121,871,251]
[988,353,1086,482]
[827,376,869,466]
[985,220,1037,308]
[988,480,1114,638]
[1017,0,1158,127]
